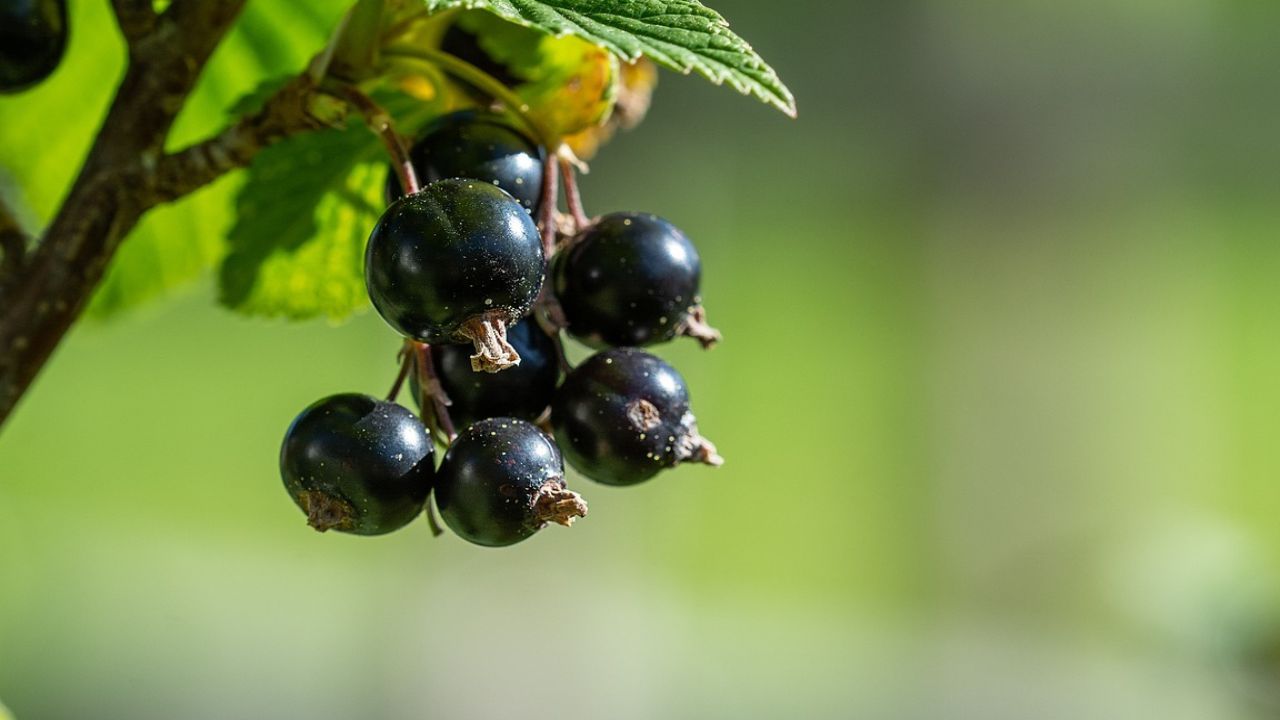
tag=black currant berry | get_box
[551,348,722,486]
[279,394,435,535]
[410,317,560,427]
[434,418,587,547]
[553,212,720,349]
[0,0,68,93]
[365,178,545,372]
[386,110,543,211]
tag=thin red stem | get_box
[413,341,457,441]
[538,149,560,257]
[532,151,571,373]
[560,156,589,230]
[386,346,412,402]
[330,84,420,194]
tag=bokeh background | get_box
[4,1,1280,718]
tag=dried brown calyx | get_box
[674,412,725,467]
[626,398,662,431]
[530,480,589,528]
[458,313,521,373]
[298,490,355,532]
[676,305,722,349]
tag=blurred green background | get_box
[4,1,1280,718]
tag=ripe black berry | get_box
[365,178,545,372]
[434,418,587,547]
[551,348,722,486]
[553,212,720,349]
[0,0,67,93]
[279,393,435,535]
[411,317,560,427]
[385,110,543,211]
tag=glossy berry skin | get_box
[365,178,544,344]
[554,212,703,348]
[279,394,435,535]
[552,348,719,486]
[386,111,543,211]
[0,0,68,93]
[411,317,560,427]
[435,418,584,547]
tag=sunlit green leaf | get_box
[218,121,382,321]
[421,0,795,116]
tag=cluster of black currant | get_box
[280,110,723,547]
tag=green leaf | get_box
[420,0,795,116]
[218,120,383,321]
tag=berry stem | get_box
[534,290,573,375]
[328,82,420,194]
[560,155,590,231]
[385,345,413,402]
[531,152,571,373]
[538,146,560,258]
[411,340,457,442]
[424,490,445,537]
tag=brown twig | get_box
[0,198,27,280]
[109,0,157,48]
[149,76,328,203]
[0,2,334,431]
